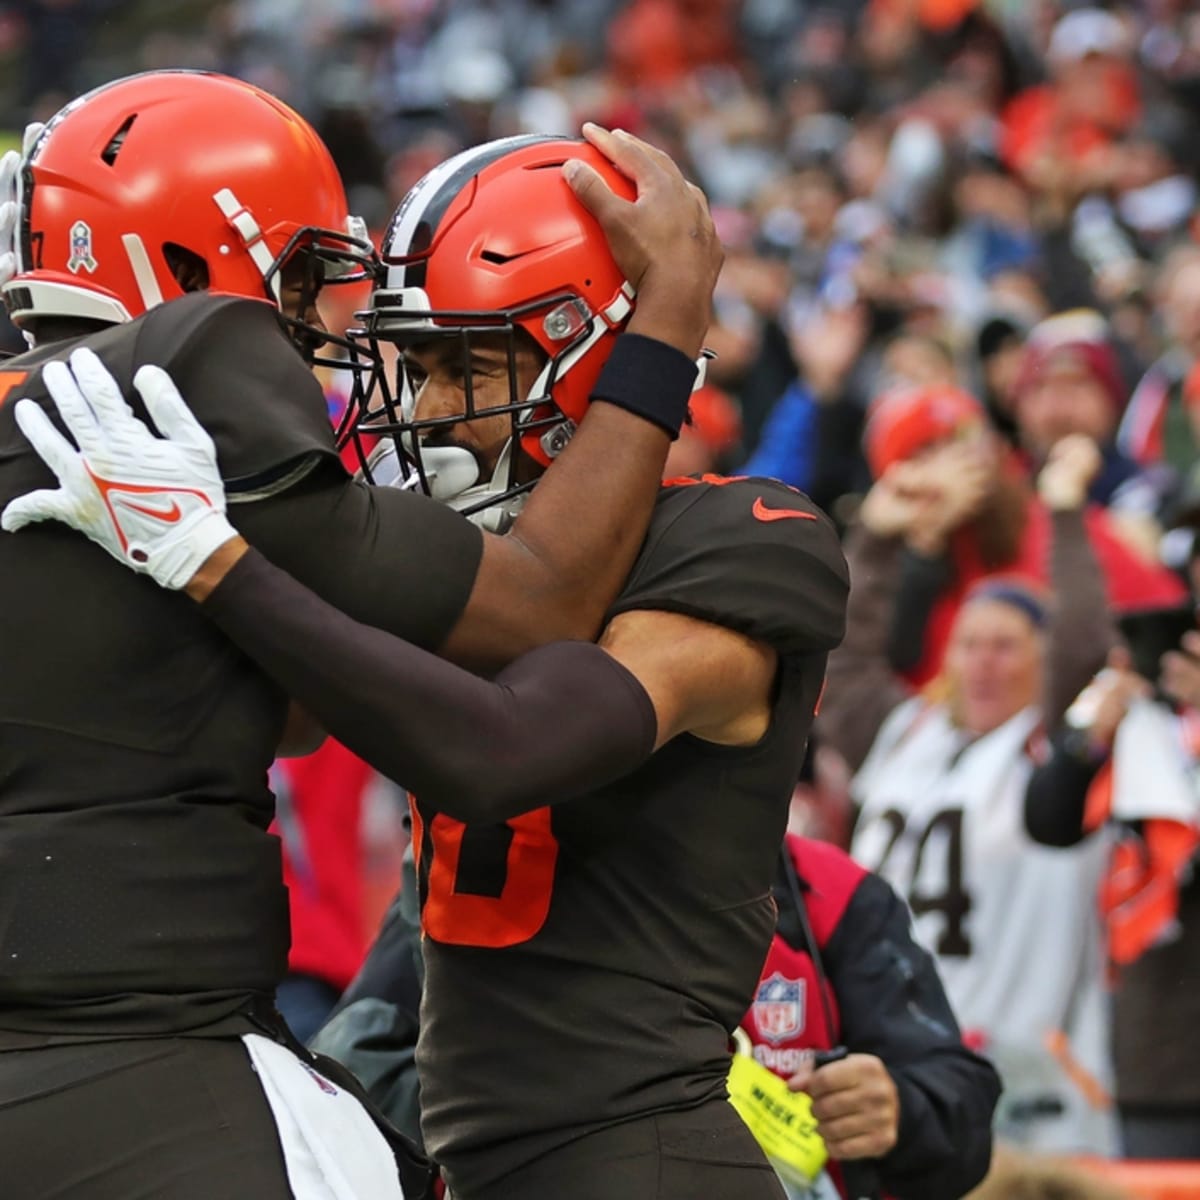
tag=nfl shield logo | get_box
[67,220,97,275]
[753,972,805,1043]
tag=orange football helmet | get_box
[340,135,637,530]
[3,70,375,335]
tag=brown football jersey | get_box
[0,292,481,1041]
[414,475,848,1196]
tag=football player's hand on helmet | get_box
[568,123,720,361]
[1,347,238,590]
[0,121,45,287]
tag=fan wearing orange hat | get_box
[842,382,1185,691]
[863,383,989,480]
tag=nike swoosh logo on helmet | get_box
[752,496,817,523]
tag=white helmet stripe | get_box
[382,135,556,291]
[121,233,164,310]
[213,186,278,297]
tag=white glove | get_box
[1,346,238,589]
[0,121,45,287]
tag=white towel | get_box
[242,1033,406,1200]
[1111,698,1200,824]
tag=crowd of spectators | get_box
[6,2,1200,518]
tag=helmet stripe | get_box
[121,233,164,309]
[384,135,563,290]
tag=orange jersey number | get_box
[412,802,558,948]
[0,370,29,407]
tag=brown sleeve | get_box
[202,548,657,822]
[1042,507,1119,730]
[231,459,482,655]
[816,521,912,772]
[136,293,340,491]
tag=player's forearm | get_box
[500,400,669,636]
[512,332,696,629]
[201,547,657,821]
[624,283,705,361]
[185,535,249,601]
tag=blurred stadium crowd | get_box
[7,1,1200,1196]
[5,2,1200,506]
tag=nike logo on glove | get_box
[86,465,213,554]
[752,496,817,522]
[112,495,184,523]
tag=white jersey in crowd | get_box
[850,698,1117,1156]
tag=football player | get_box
[4,134,849,1200]
[0,75,719,1199]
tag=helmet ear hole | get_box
[162,243,209,293]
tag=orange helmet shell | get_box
[5,70,368,328]
[373,135,637,465]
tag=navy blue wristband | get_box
[590,332,697,439]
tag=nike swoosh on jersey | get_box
[752,497,817,522]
